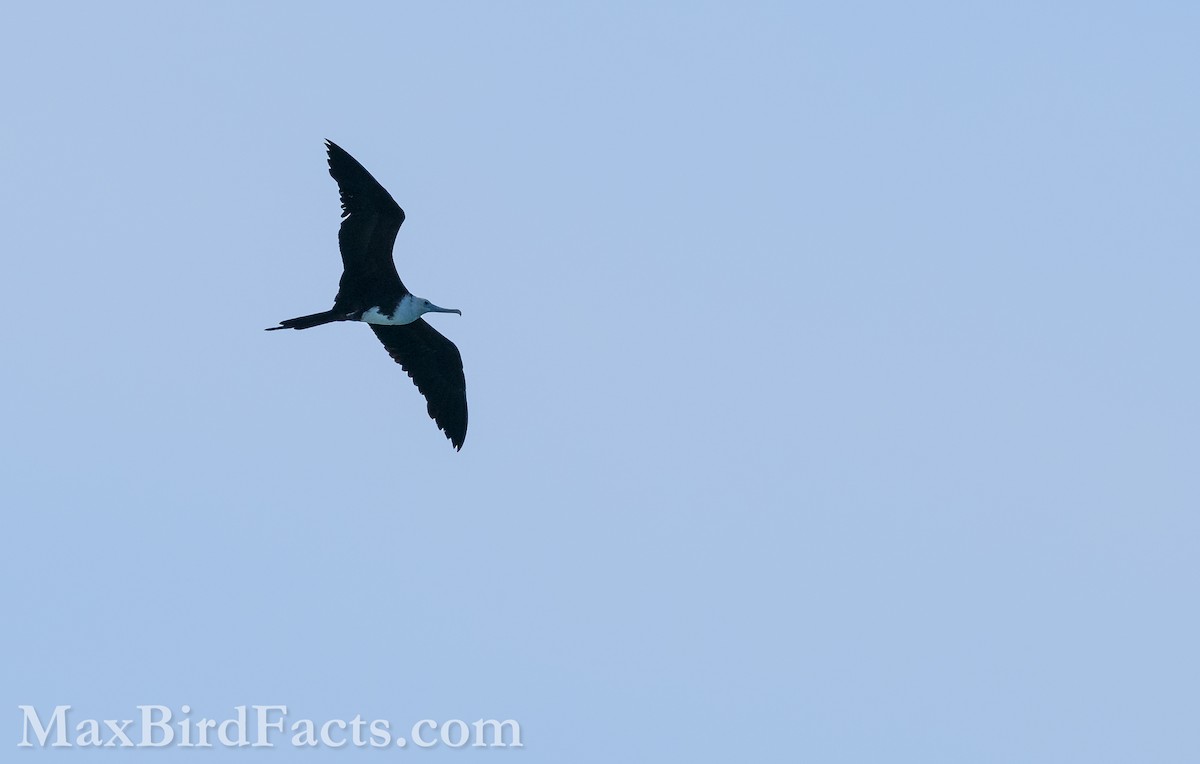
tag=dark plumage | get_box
[268,140,467,450]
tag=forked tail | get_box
[266,310,346,331]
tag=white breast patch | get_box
[360,295,422,326]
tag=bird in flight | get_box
[268,140,467,450]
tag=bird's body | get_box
[268,140,467,450]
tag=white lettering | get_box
[320,718,347,748]
[369,719,390,748]
[291,718,317,747]
[17,705,70,748]
[348,714,367,747]
[15,706,522,751]
[76,719,102,747]
[217,705,247,747]
[253,705,286,747]
[177,707,194,747]
[139,705,173,747]
[412,719,438,748]
[441,719,468,748]
[473,718,523,747]
[193,718,216,747]
[102,718,134,747]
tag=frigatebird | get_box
[268,140,467,450]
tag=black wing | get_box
[371,320,468,450]
[326,140,407,309]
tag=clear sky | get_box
[2,2,1197,761]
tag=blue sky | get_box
[2,2,1197,761]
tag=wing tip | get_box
[440,419,466,451]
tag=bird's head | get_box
[416,297,462,317]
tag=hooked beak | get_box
[427,303,462,316]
